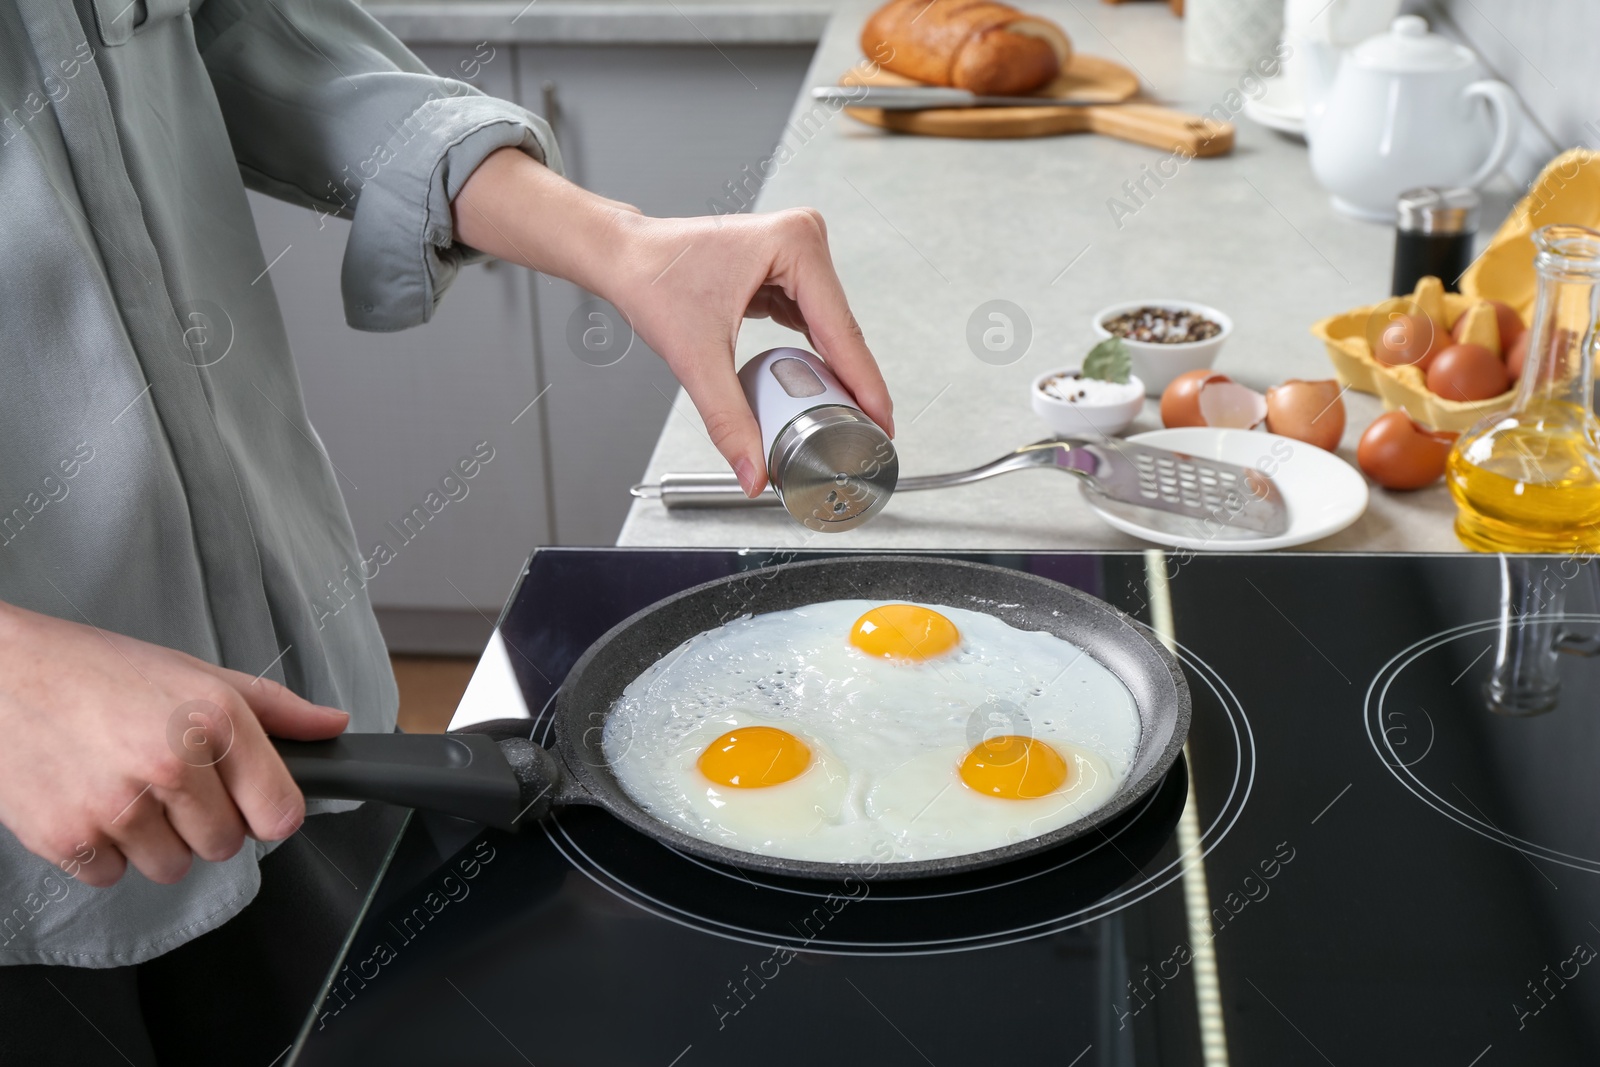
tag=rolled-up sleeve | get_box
[193,0,562,331]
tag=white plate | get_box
[1082,428,1368,552]
[1241,76,1306,137]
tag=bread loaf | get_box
[861,0,1073,96]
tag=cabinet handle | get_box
[541,80,561,146]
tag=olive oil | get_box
[1448,225,1600,553]
[1448,403,1600,552]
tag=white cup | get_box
[1185,0,1285,71]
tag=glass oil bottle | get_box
[1448,224,1600,552]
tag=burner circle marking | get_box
[1366,613,1600,874]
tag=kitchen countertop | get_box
[614,0,1523,552]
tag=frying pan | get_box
[274,556,1190,881]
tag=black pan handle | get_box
[273,730,561,831]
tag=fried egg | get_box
[669,714,850,846]
[602,599,1140,864]
[867,737,1121,851]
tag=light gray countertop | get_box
[615,0,1520,552]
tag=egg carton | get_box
[1311,147,1600,434]
[1310,293,1514,433]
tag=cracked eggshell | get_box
[1196,380,1267,430]
[1159,369,1231,428]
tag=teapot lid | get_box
[1352,15,1475,72]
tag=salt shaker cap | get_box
[1396,187,1481,235]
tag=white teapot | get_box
[1303,15,1519,221]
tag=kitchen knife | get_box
[811,85,1110,110]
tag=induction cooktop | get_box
[287,548,1600,1066]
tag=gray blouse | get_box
[0,0,558,966]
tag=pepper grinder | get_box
[738,348,898,533]
[1392,186,1480,296]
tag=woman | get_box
[0,0,893,1060]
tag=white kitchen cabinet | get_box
[249,40,812,651]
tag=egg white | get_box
[669,713,851,850]
[866,741,1121,854]
[602,599,1141,864]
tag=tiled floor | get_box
[390,655,477,734]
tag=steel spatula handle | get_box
[632,440,1094,509]
[631,473,781,508]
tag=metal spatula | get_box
[632,438,1289,537]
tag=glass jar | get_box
[1447,224,1600,552]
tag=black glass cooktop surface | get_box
[289,549,1600,1066]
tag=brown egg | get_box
[1425,343,1510,401]
[1509,326,1584,386]
[1373,312,1446,370]
[1505,328,1532,381]
[1265,379,1346,451]
[1523,327,1582,385]
[1453,299,1525,351]
[1160,370,1231,428]
[1357,411,1459,490]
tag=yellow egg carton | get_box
[1311,147,1600,433]
[1313,282,1503,432]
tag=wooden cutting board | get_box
[840,56,1234,157]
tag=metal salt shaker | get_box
[737,348,898,532]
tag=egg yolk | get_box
[959,736,1069,799]
[849,604,961,662]
[698,726,811,788]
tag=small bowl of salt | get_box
[1031,366,1146,438]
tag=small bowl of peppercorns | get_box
[1091,300,1232,397]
